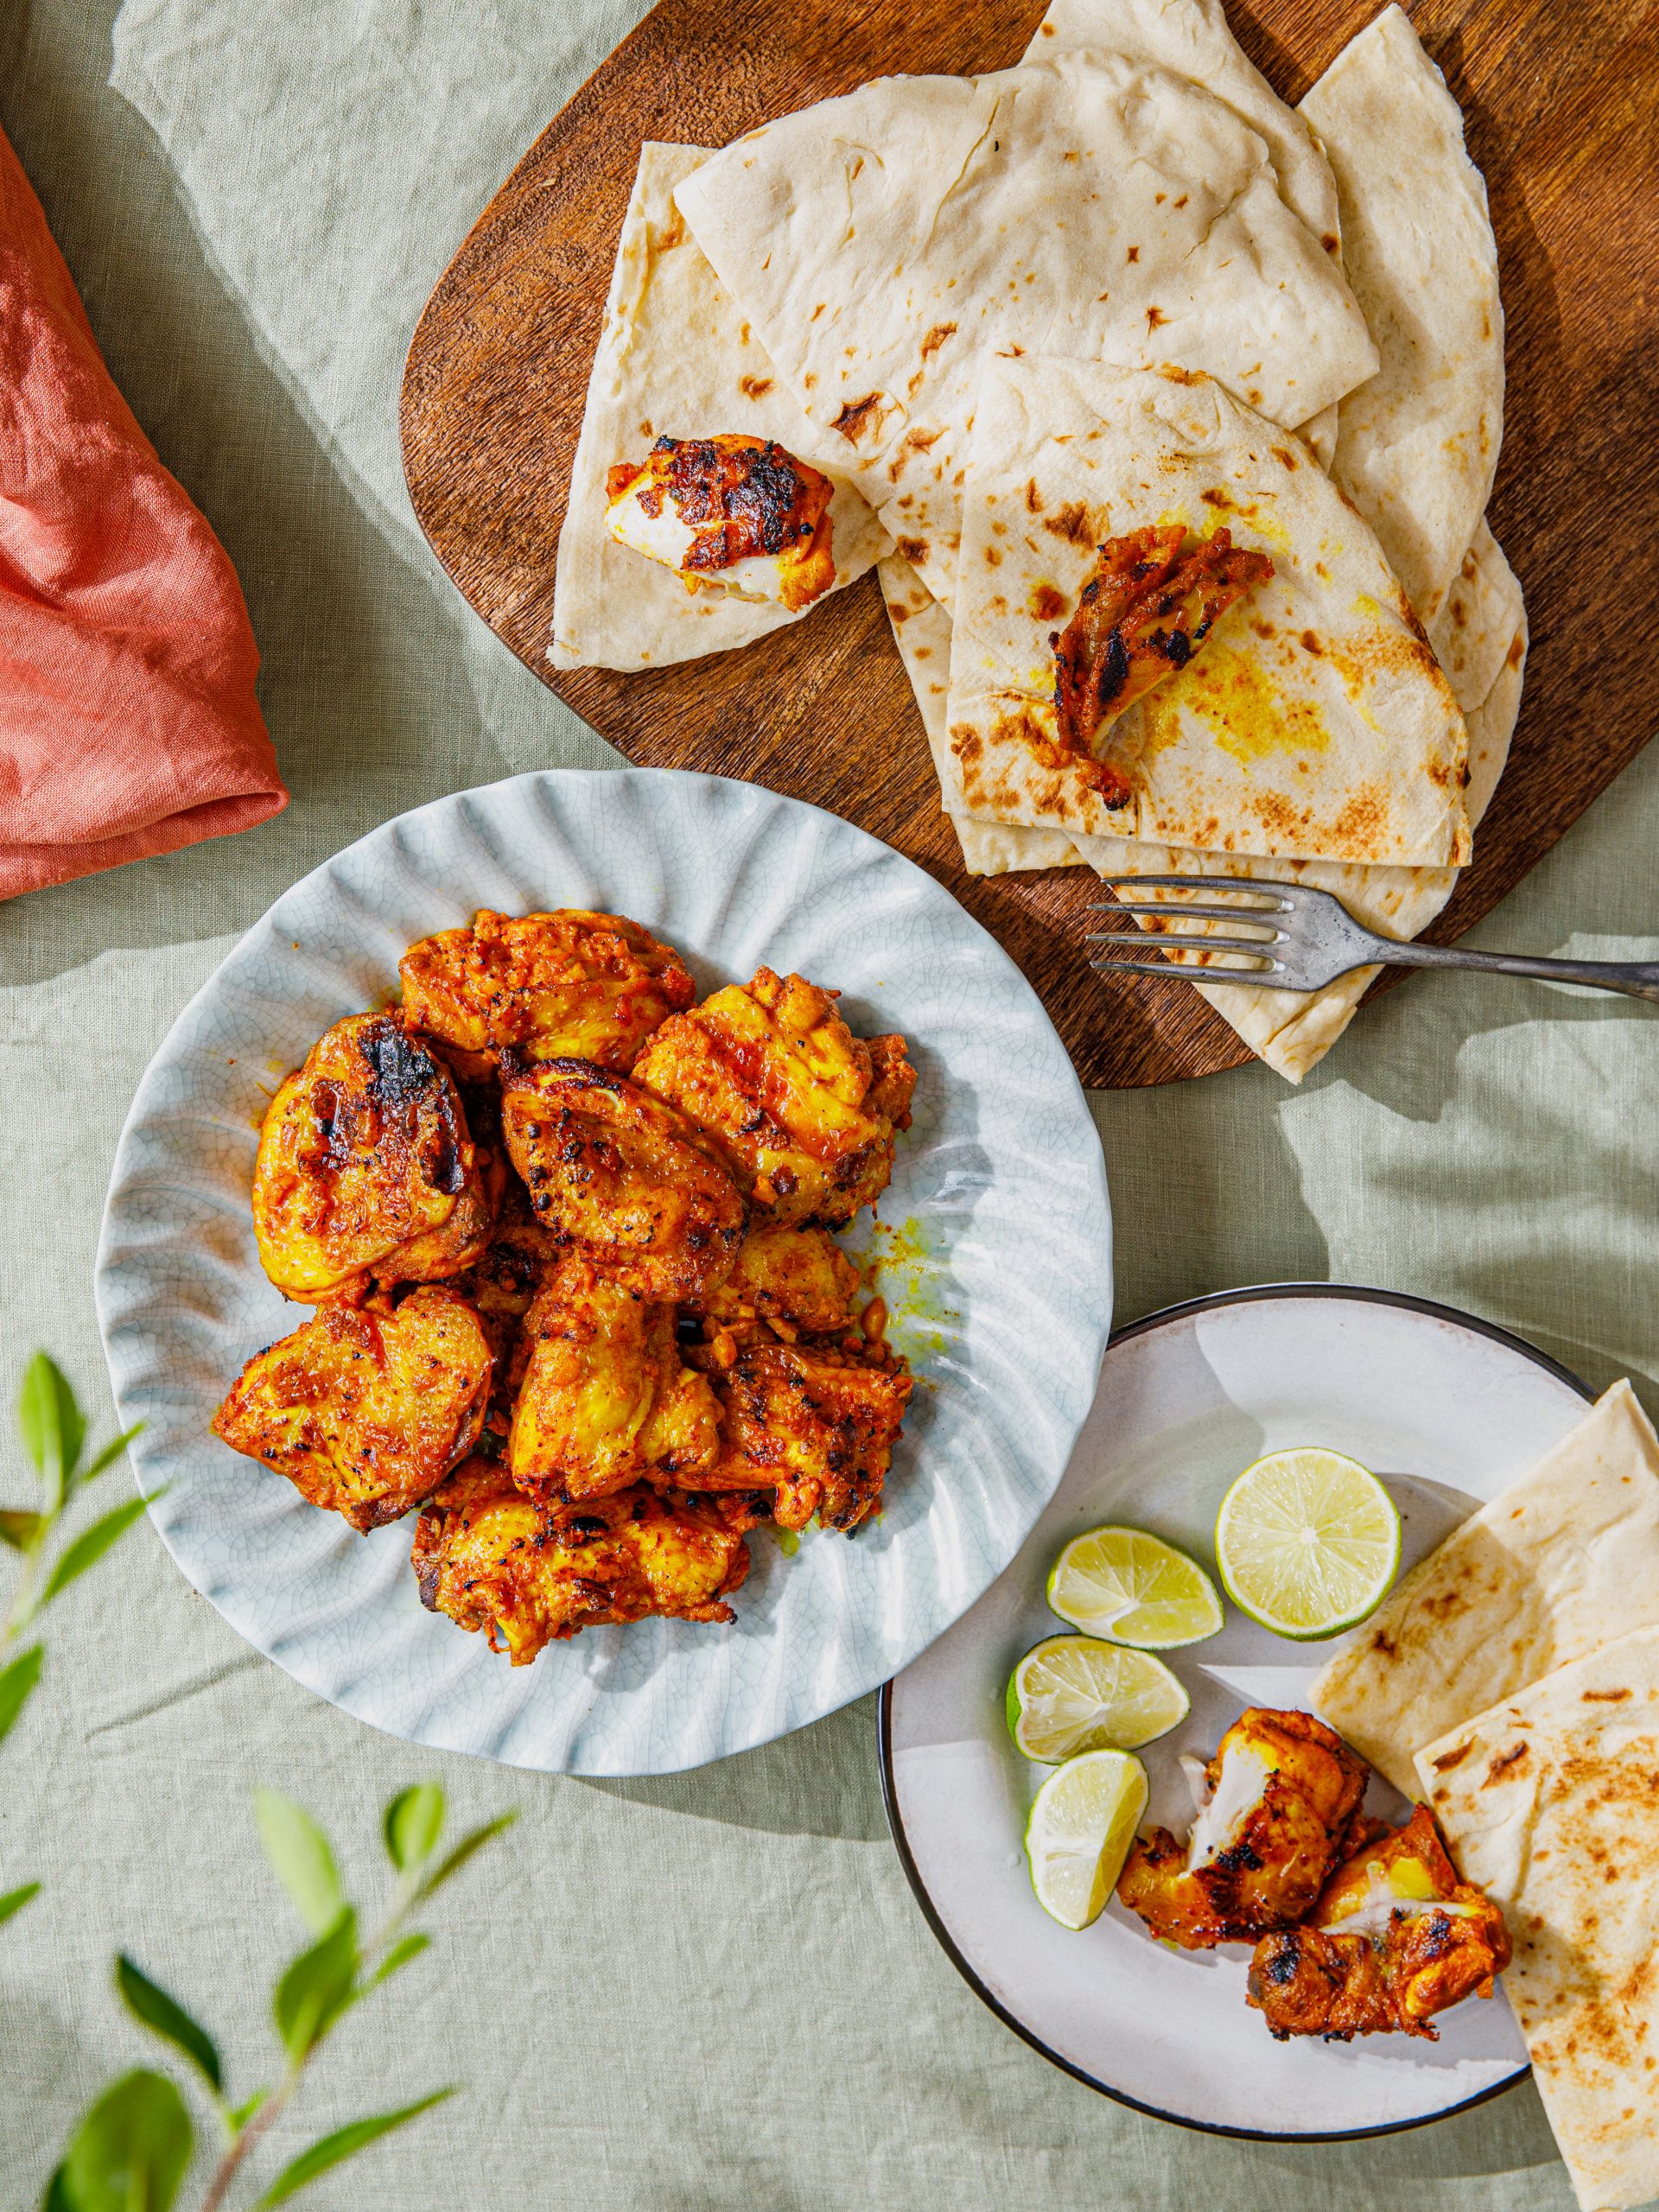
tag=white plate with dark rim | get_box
[879,1283,1594,2140]
[94,769,1113,1777]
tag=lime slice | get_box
[1023,1748,1148,1929]
[1047,1526,1224,1649]
[1007,1637,1188,1762]
[1214,1446,1401,1639]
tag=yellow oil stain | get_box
[853,1213,960,1371]
[1141,635,1332,769]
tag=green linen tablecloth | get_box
[1,4,1654,2206]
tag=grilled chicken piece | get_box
[213,1287,492,1532]
[633,969,916,1229]
[685,1224,862,1342]
[688,1338,912,1532]
[1052,524,1275,783]
[252,1011,499,1304]
[605,434,836,611]
[1117,1709,1369,1948]
[1249,1805,1512,2041]
[412,1457,750,1660]
[446,1179,563,1435]
[499,1057,746,1301]
[509,1268,720,1503]
[400,908,694,1082]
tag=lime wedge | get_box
[1007,1637,1188,1762]
[1024,1748,1148,1929]
[1214,1446,1401,1639]
[1047,1526,1224,1649]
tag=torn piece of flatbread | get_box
[550,143,889,671]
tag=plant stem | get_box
[0,1525,52,1652]
[200,2064,301,2212]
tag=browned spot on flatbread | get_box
[1030,583,1066,622]
[887,424,947,483]
[1127,245,1140,264]
[1271,446,1299,471]
[888,601,912,625]
[894,536,928,566]
[659,213,686,250]
[1508,631,1526,667]
[810,302,826,322]
[1431,1740,1474,1773]
[833,394,886,442]
[1321,232,1340,255]
[1026,479,1044,515]
[984,546,1001,568]
[920,322,957,361]
[1584,1688,1633,1702]
[1330,786,1389,854]
[1043,501,1094,548]
[739,375,772,400]
[950,726,983,766]
[639,420,653,440]
[1301,631,1322,654]
[1173,194,1188,209]
[1147,306,1167,331]
[1201,487,1235,512]
[1370,1628,1397,1657]
[1484,1742,1529,1785]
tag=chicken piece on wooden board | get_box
[633,968,915,1228]
[1118,1708,1369,1948]
[499,1056,746,1301]
[213,1287,492,1532]
[400,908,693,1082]
[412,1458,750,1660]
[251,1011,499,1304]
[688,1337,912,1532]
[606,435,836,611]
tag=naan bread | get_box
[1419,1627,1659,2212]
[947,358,1470,864]
[1301,4,1504,619]
[1312,1381,1659,1797]
[675,56,1377,606]
[550,143,889,671]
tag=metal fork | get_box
[1089,877,1659,1002]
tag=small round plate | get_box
[95,770,1113,1776]
[880,1284,1593,2140]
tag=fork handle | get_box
[1376,941,1659,1003]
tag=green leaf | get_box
[0,1508,44,1550]
[78,1425,145,1484]
[55,2069,192,2212]
[254,1790,344,1936]
[41,2166,73,2212]
[368,1931,429,1987]
[253,2088,454,2208]
[41,1495,149,1605]
[226,2089,267,2132]
[414,1810,517,1903]
[273,1908,359,2059]
[0,1880,41,1925]
[18,1353,84,1506]
[383,1783,444,1872]
[0,1643,43,1747]
[116,1955,222,2091]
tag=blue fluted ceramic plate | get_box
[95,771,1112,1775]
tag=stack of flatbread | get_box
[552,0,1525,1083]
[1313,1380,1659,2212]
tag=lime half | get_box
[1007,1637,1188,1762]
[1047,1526,1223,1649]
[1024,1749,1148,1929]
[1215,1446,1401,1639]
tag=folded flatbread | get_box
[1302,4,1504,620]
[1313,1380,1659,1797]
[551,143,889,671]
[675,55,1377,607]
[946,358,1470,864]
[1419,1626,1659,2212]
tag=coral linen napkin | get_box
[0,125,284,899]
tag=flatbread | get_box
[1419,1627,1659,2212]
[676,55,1378,607]
[1301,5,1504,620]
[1311,1381,1659,1798]
[946,358,1470,865]
[550,143,889,671]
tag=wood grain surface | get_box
[400,0,1659,1088]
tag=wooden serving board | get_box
[401,0,1659,1088]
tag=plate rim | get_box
[876,1278,1593,2142]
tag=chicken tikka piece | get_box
[684,1223,862,1343]
[632,968,916,1229]
[1248,1803,1511,2043]
[688,1337,912,1533]
[412,1456,751,1662]
[213,1286,492,1532]
[499,1057,747,1301]
[1117,1708,1369,1948]
[400,908,693,1082]
[252,1011,500,1304]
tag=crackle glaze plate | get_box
[94,770,1112,1777]
[880,1286,1595,2138]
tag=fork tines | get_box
[1088,874,1287,981]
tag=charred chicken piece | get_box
[1117,1708,1369,1948]
[1248,1805,1512,2042]
[400,908,694,1083]
[446,1179,563,1435]
[212,1287,492,1532]
[412,1457,751,1660]
[499,1057,746,1302]
[508,1268,720,1503]
[251,1011,499,1304]
[633,969,915,1229]
[685,1224,863,1343]
[1051,524,1275,782]
[606,434,836,612]
[688,1337,912,1533]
